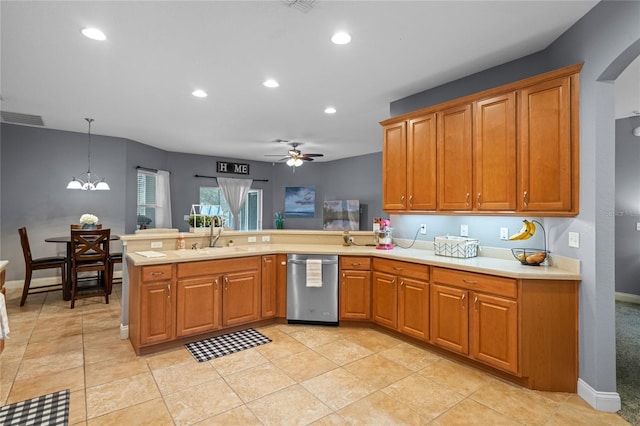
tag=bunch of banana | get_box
[509,219,536,241]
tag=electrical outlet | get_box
[568,232,580,248]
[248,236,257,243]
[150,241,163,248]
[420,224,427,235]
[460,224,469,237]
[183,214,189,221]
[262,235,270,242]
[500,227,509,240]
[637,222,640,231]
[349,236,355,243]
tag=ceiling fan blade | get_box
[302,157,314,162]
[301,153,323,158]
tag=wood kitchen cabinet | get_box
[221,258,261,327]
[276,254,287,318]
[382,121,407,211]
[176,263,222,338]
[372,258,429,340]
[339,256,371,320]
[261,255,277,319]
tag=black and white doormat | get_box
[0,389,69,426]
[185,328,272,362]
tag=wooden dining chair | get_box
[70,228,110,309]
[18,227,67,306]
[108,252,123,290]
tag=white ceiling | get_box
[3,0,620,164]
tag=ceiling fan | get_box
[265,139,324,168]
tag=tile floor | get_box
[0,286,630,425]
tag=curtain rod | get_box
[136,165,169,173]
[194,174,268,182]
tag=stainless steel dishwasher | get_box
[287,254,339,325]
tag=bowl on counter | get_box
[511,248,549,266]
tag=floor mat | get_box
[0,389,69,426]
[185,328,272,362]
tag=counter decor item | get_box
[376,219,393,250]
[79,213,99,229]
[434,236,479,258]
[274,212,284,229]
[509,219,549,266]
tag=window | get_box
[200,186,262,231]
[137,171,157,229]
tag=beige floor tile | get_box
[418,358,494,396]
[344,353,413,389]
[313,339,373,366]
[546,394,631,425]
[152,359,220,396]
[16,349,84,380]
[432,397,520,425]
[0,341,27,364]
[145,347,194,371]
[271,348,338,382]
[29,320,83,343]
[163,377,244,425]
[87,397,174,426]
[310,413,349,425]
[254,332,308,361]
[382,374,464,420]
[225,362,296,402]
[0,361,21,404]
[22,334,83,360]
[210,347,270,377]
[82,309,121,334]
[194,405,263,425]
[342,327,404,353]
[69,389,87,425]
[247,384,332,425]
[85,372,161,419]
[85,356,150,388]
[7,366,85,404]
[289,326,344,348]
[470,380,561,425]
[302,367,377,410]
[83,336,137,365]
[378,341,441,371]
[338,390,428,425]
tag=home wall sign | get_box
[217,161,250,175]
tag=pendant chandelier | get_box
[66,118,110,190]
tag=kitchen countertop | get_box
[126,243,581,281]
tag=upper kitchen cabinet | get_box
[380,63,581,216]
[518,75,577,214]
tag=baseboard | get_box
[120,324,129,340]
[615,292,640,304]
[577,378,621,412]
[5,271,123,290]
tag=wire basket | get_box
[511,248,549,266]
[434,236,479,258]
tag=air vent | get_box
[284,0,316,13]
[0,111,45,126]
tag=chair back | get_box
[70,224,102,230]
[18,227,33,264]
[70,229,110,268]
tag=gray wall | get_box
[615,115,640,296]
[387,0,640,401]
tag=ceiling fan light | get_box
[294,158,304,167]
[331,31,351,45]
[81,27,106,41]
[263,79,279,88]
[286,158,296,167]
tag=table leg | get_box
[63,243,72,301]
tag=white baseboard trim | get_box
[5,271,124,290]
[577,378,621,412]
[615,292,640,304]
[120,324,129,340]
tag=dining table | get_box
[45,234,119,301]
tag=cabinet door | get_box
[430,283,468,354]
[518,76,572,212]
[437,103,473,210]
[261,255,277,319]
[372,271,397,329]
[222,269,260,327]
[407,114,437,210]
[340,270,371,320]
[470,292,518,374]
[382,121,407,211]
[474,93,516,211]
[140,281,174,346]
[276,254,287,318]
[176,276,221,337]
[398,277,429,341]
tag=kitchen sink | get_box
[174,247,248,257]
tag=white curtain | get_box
[217,177,252,230]
[155,170,172,228]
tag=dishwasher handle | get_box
[288,259,338,265]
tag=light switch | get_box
[460,225,469,237]
[248,236,257,243]
[150,241,163,248]
[637,222,640,231]
[568,232,580,248]
[500,227,509,240]
[262,235,270,242]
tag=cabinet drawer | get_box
[177,256,261,278]
[373,258,429,281]
[340,256,371,270]
[432,267,516,298]
[141,264,172,282]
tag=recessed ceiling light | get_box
[192,89,208,98]
[263,79,280,88]
[331,31,351,45]
[324,107,337,114]
[81,27,106,41]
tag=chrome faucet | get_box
[209,217,222,247]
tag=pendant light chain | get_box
[86,118,93,175]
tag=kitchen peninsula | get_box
[121,230,581,393]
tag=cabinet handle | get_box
[474,296,479,311]
[409,195,413,207]
[465,193,470,207]
[215,279,219,291]
[224,275,229,291]
[342,272,346,278]
[477,193,481,207]
[391,278,396,288]
[523,191,528,207]
[461,292,466,308]
[351,262,361,266]
[167,283,171,299]
[151,271,164,276]
[400,280,405,288]
[400,195,405,206]
[281,261,286,266]
[462,279,478,284]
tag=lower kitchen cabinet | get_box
[340,256,371,320]
[372,270,397,328]
[471,292,517,374]
[176,276,221,337]
[222,264,261,327]
[430,283,468,354]
[276,254,287,318]
[398,277,429,341]
[261,255,277,319]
